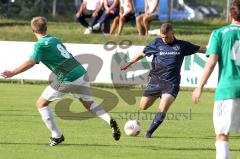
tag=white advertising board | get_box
[0,41,217,88]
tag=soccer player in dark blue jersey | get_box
[121,23,206,138]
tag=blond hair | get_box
[31,16,47,34]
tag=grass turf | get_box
[0,83,239,159]
[0,18,238,158]
[0,18,227,45]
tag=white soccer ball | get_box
[124,120,141,136]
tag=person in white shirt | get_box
[136,0,159,36]
[92,0,119,33]
[76,0,104,34]
[110,0,135,35]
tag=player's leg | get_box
[213,99,240,159]
[37,86,65,146]
[136,14,145,36]
[141,73,163,111]
[79,99,120,141]
[140,96,158,110]
[79,99,111,125]
[145,93,175,138]
[214,100,230,159]
[110,16,119,34]
[215,134,230,159]
[71,76,121,140]
[158,94,175,112]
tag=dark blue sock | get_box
[147,112,166,134]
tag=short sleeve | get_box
[182,41,200,56]
[143,39,159,57]
[206,31,221,57]
[29,43,42,64]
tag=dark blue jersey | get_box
[143,37,200,86]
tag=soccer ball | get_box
[124,120,141,136]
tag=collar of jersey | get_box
[159,37,177,45]
[39,34,50,40]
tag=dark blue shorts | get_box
[143,76,180,98]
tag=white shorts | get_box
[41,75,93,102]
[213,98,240,135]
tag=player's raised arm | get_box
[0,60,36,78]
[120,52,146,71]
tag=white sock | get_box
[215,141,230,159]
[90,103,111,125]
[38,106,62,138]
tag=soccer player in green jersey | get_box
[0,16,121,146]
[192,1,240,158]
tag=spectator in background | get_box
[76,0,104,34]
[136,0,159,36]
[110,0,135,36]
[93,0,119,34]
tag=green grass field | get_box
[0,18,227,45]
[0,18,238,158]
[0,83,239,159]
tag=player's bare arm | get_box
[120,52,146,70]
[0,60,36,78]
[192,54,218,103]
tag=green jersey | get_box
[206,24,240,100]
[29,34,86,82]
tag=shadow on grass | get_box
[0,142,239,152]
[0,22,28,27]
[151,136,215,140]
[152,135,240,140]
